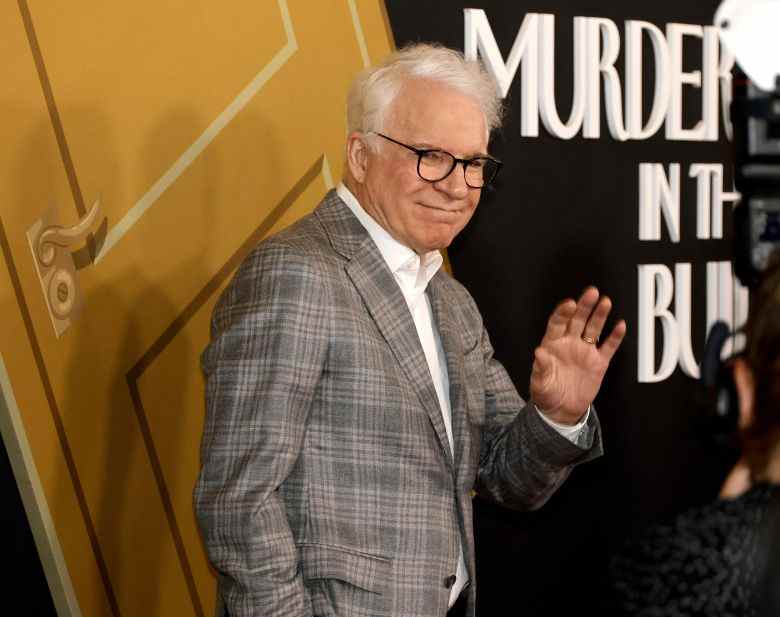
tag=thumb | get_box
[531,346,553,383]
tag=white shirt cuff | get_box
[535,405,590,443]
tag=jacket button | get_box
[444,574,457,589]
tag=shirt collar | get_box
[337,183,443,294]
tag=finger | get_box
[542,299,576,343]
[598,319,627,362]
[565,286,600,337]
[582,296,612,343]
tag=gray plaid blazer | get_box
[194,190,602,617]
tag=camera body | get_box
[731,70,780,288]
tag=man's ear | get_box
[734,357,756,430]
[346,132,370,183]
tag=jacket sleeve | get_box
[193,242,328,617]
[473,323,603,511]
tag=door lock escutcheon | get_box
[27,199,103,338]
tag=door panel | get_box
[0,1,392,615]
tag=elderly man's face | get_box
[349,79,488,254]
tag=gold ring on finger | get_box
[581,335,598,345]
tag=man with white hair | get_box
[194,43,626,617]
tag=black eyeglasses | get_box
[372,132,502,189]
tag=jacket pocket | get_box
[297,542,391,595]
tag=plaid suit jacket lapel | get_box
[316,191,455,466]
[428,275,474,479]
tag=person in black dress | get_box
[609,253,780,617]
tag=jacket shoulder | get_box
[237,193,348,278]
[259,208,332,259]
[209,203,339,336]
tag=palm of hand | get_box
[530,287,626,425]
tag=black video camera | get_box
[731,70,780,288]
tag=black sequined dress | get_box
[609,483,779,617]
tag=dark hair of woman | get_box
[741,250,780,483]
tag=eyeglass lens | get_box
[417,151,499,188]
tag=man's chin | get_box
[414,233,456,254]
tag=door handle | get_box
[26,198,103,338]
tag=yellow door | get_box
[0,2,392,615]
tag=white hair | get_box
[346,43,502,140]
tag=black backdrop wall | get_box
[0,436,55,615]
[385,2,739,614]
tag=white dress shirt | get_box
[336,182,588,606]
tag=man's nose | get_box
[434,164,470,198]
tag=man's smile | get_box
[417,202,466,214]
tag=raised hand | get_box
[530,287,627,425]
